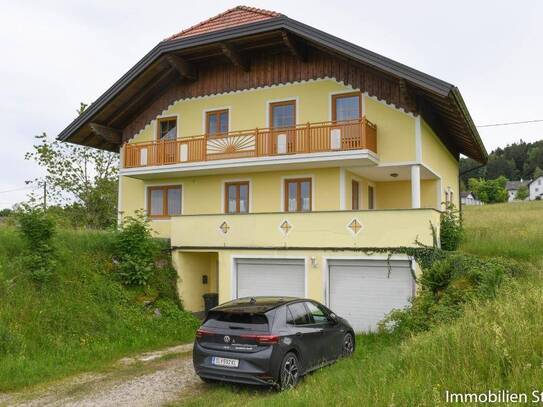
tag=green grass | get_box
[461,201,543,260]
[179,201,543,406]
[0,226,199,391]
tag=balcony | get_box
[167,209,440,249]
[122,118,377,175]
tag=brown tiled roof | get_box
[166,6,282,41]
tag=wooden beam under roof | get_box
[281,31,307,62]
[107,67,178,128]
[89,122,122,144]
[219,42,249,71]
[165,54,196,81]
[399,79,417,113]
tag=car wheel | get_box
[279,352,299,390]
[342,333,354,357]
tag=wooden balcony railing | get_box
[123,118,377,169]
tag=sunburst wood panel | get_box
[206,134,256,157]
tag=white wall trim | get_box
[265,96,300,127]
[322,254,415,307]
[117,175,124,226]
[364,92,416,118]
[437,177,443,210]
[230,255,308,300]
[121,149,379,177]
[221,177,253,213]
[202,106,232,134]
[411,164,421,209]
[280,174,316,212]
[415,115,422,163]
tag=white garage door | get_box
[235,258,305,299]
[328,259,414,332]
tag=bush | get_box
[440,204,463,251]
[380,253,521,336]
[16,208,56,283]
[115,212,160,286]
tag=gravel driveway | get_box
[0,344,204,407]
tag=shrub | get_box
[440,203,463,251]
[115,212,160,286]
[468,176,508,203]
[380,253,521,336]
[16,208,56,283]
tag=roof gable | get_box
[57,7,488,163]
[166,6,281,40]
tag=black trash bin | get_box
[203,293,219,313]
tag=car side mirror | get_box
[328,313,338,324]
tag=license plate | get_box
[212,356,239,368]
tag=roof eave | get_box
[57,15,487,164]
[449,87,488,163]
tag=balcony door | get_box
[270,100,296,154]
[332,92,362,149]
[157,117,178,164]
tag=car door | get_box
[305,301,344,361]
[286,302,322,370]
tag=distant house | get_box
[505,180,531,202]
[529,176,543,200]
[461,191,483,206]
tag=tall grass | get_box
[461,201,543,260]
[0,226,199,391]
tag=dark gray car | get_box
[192,296,355,390]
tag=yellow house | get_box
[58,6,487,332]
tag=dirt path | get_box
[0,344,205,407]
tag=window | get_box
[352,180,360,210]
[368,185,375,210]
[225,181,249,213]
[147,185,182,218]
[305,302,330,324]
[270,100,296,129]
[157,117,177,140]
[286,303,312,325]
[285,178,312,212]
[332,92,361,122]
[206,109,229,135]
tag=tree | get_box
[485,156,516,181]
[468,177,508,204]
[516,185,529,201]
[24,103,119,229]
[523,146,543,179]
[533,166,543,179]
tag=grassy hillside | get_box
[0,226,199,391]
[180,201,543,406]
[461,201,543,261]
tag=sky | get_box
[1,0,542,208]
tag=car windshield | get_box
[203,311,269,331]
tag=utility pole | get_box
[43,181,47,211]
